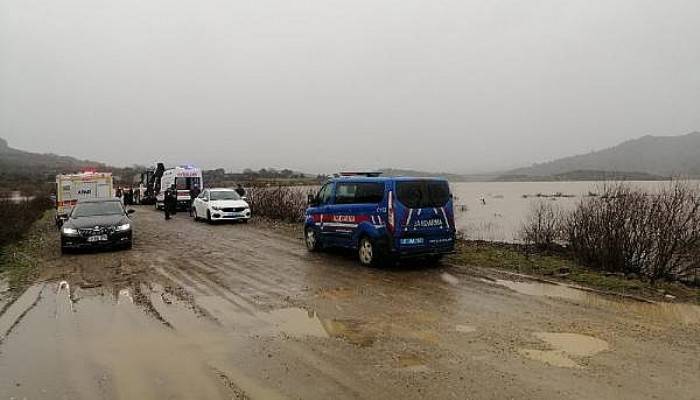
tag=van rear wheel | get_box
[358,237,378,266]
[305,227,321,252]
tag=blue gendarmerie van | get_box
[304,173,456,266]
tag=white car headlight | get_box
[116,223,131,232]
[211,206,222,211]
[62,227,78,235]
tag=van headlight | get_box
[62,227,79,236]
[115,223,131,232]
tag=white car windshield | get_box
[210,191,241,201]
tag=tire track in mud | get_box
[0,284,45,346]
[154,265,258,316]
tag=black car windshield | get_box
[72,201,124,217]
[396,180,451,208]
[210,190,240,201]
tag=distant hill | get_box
[504,132,700,179]
[0,138,105,174]
[0,138,106,189]
[497,170,667,182]
[380,168,498,182]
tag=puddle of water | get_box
[260,308,329,338]
[488,278,700,325]
[456,324,477,334]
[0,282,243,399]
[440,272,459,286]
[322,319,375,346]
[535,332,609,357]
[519,332,609,369]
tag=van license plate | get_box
[88,235,108,242]
[400,238,424,245]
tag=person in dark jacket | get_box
[189,184,201,216]
[164,184,177,220]
[235,184,246,198]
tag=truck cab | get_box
[304,173,456,266]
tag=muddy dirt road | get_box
[1,207,699,399]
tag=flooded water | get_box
[300,180,689,242]
[451,180,695,242]
[0,190,36,203]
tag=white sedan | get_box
[192,188,251,223]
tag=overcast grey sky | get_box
[1,0,699,173]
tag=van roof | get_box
[77,198,122,203]
[329,176,449,183]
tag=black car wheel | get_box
[206,210,212,223]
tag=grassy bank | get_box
[0,211,53,293]
[0,197,52,248]
[448,240,700,304]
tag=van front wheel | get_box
[358,237,378,266]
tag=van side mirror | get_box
[127,209,136,214]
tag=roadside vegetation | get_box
[0,197,52,249]
[0,197,53,291]
[247,186,315,223]
[204,168,325,187]
[517,181,700,294]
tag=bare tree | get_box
[520,200,562,251]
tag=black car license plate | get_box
[88,235,108,242]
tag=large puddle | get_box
[519,332,610,368]
[487,278,700,324]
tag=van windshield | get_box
[396,181,450,208]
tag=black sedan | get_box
[60,198,135,253]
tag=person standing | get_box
[235,184,246,198]
[164,184,177,220]
[189,184,201,216]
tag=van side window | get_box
[317,184,333,205]
[335,183,384,205]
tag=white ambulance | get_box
[155,165,203,210]
[55,172,114,224]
